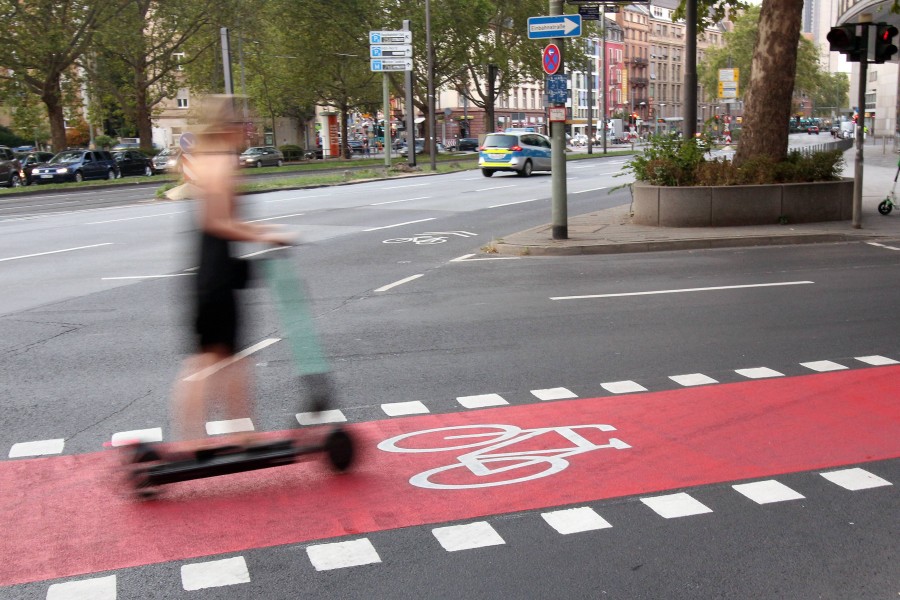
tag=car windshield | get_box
[243,148,263,155]
[482,134,518,149]
[50,151,83,164]
[158,148,177,157]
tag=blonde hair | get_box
[192,95,243,138]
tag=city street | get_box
[1,153,898,599]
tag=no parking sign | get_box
[542,44,561,75]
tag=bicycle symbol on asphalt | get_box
[383,231,477,245]
[377,423,631,490]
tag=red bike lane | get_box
[1,366,898,586]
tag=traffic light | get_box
[874,23,898,63]
[827,25,864,62]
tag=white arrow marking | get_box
[564,17,579,34]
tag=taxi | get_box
[479,131,552,177]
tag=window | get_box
[173,52,186,71]
[176,88,189,108]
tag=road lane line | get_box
[379,183,429,190]
[475,184,516,192]
[265,193,331,202]
[247,212,305,223]
[370,196,431,206]
[102,274,194,280]
[375,273,424,292]
[183,338,281,382]
[0,242,113,263]
[489,198,539,208]
[551,281,814,301]
[364,218,435,232]
[86,211,184,224]
[571,187,607,194]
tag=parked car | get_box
[239,146,283,168]
[0,146,23,187]
[345,139,365,156]
[456,137,479,152]
[31,149,119,183]
[400,139,446,156]
[15,151,54,185]
[113,150,155,177]
[152,147,182,173]
[479,131,551,177]
[807,126,819,135]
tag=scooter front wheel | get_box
[325,428,354,471]
[878,199,893,215]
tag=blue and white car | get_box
[478,131,552,177]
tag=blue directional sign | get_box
[527,14,582,39]
[546,74,568,104]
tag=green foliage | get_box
[628,136,844,187]
[93,135,115,149]
[0,125,30,147]
[278,144,304,161]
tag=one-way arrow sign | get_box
[527,14,582,39]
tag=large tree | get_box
[0,0,124,151]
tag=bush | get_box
[626,135,845,187]
[278,144,304,161]
[93,135,115,149]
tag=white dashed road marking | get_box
[181,556,251,591]
[601,380,648,394]
[457,393,509,409]
[47,575,117,600]
[542,507,612,534]
[820,468,893,491]
[732,480,805,504]
[381,401,430,416]
[8,439,65,458]
[110,428,163,447]
[735,367,784,379]
[374,274,424,292]
[0,242,113,263]
[641,493,714,519]
[363,218,436,232]
[855,355,899,366]
[531,387,578,401]
[306,538,382,571]
[432,522,505,552]
[296,409,347,426]
[551,281,815,301]
[669,373,718,386]
[206,418,255,435]
[800,360,848,372]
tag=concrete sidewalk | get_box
[494,145,900,256]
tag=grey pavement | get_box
[495,144,900,255]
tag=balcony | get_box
[837,0,899,27]
[630,57,648,66]
[631,77,649,87]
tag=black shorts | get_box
[195,290,239,353]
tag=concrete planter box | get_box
[632,178,853,227]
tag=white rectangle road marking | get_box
[181,556,251,590]
[733,480,805,504]
[205,418,255,435]
[296,409,347,425]
[381,400,430,416]
[800,360,848,372]
[641,493,714,519]
[432,521,505,551]
[855,355,899,366]
[457,393,509,409]
[0,242,113,263]
[475,184,517,192]
[542,507,612,534]
[489,198,539,208]
[8,439,65,458]
[364,218,435,232]
[370,196,431,205]
[306,538,382,571]
[47,575,117,600]
[820,468,893,490]
[374,273,424,292]
[110,428,163,447]
[551,281,815,301]
[601,380,648,394]
[531,387,578,401]
[735,367,784,379]
[669,373,718,387]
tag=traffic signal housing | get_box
[874,23,898,63]
[827,24,864,62]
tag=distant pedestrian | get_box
[363,137,371,158]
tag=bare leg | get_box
[170,349,229,447]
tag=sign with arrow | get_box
[527,14,582,39]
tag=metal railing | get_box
[795,137,853,156]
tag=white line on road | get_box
[370,196,431,206]
[374,273,424,292]
[475,184,516,192]
[86,211,184,225]
[571,187,607,194]
[0,242,113,263]
[240,246,291,258]
[866,241,900,251]
[489,198,540,208]
[248,212,305,222]
[379,183,429,190]
[551,281,814,301]
[450,254,520,262]
[102,273,194,280]
[265,193,331,202]
[184,338,281,382]
[364,218,435,232]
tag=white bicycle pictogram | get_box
[377,423,631,490]
[383,235,448,245]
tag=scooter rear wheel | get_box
[325,428,354,471]
[878,200,893,215]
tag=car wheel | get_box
[8,173,21,188]
[517,160,533,178]
[74,171,84,183]
[481,169,495,177]
[256,160,263,168]
[107,169,116,180]
[277,159,283,167]
[144,165,153,177]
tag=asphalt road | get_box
[1,153,898,599]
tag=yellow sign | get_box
[622,70,628,105]
[717,68,739,99]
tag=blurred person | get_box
[169,95,294,452]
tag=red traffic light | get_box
[874,23,899,63]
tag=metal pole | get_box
[684,0,697,139]
[587,38,594,154]
[550,0,567,239]
[403,20,416,167]
[220,28,234,95]
[383,74,392,169]
[601,14,607,154]
[852,48,867,229]
[426,0,437,171]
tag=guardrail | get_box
[796,137,853,156]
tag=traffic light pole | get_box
[852,56,866,229]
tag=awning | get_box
[414,117,426,124]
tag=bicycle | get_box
[382,235,448,244]
[377,423,630,490]
[878,164,899,215]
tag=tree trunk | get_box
[733,0,804,165]
[42,75,67,153]
[134,70,154,153]
[340,102,350,160]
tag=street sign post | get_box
[527,14,582,39]
[542,44,562,75]
[578,4,601,20]
[369,30,412,45]
[370,58,413,72]
[546,74,568,104]
[370,45,413,58]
